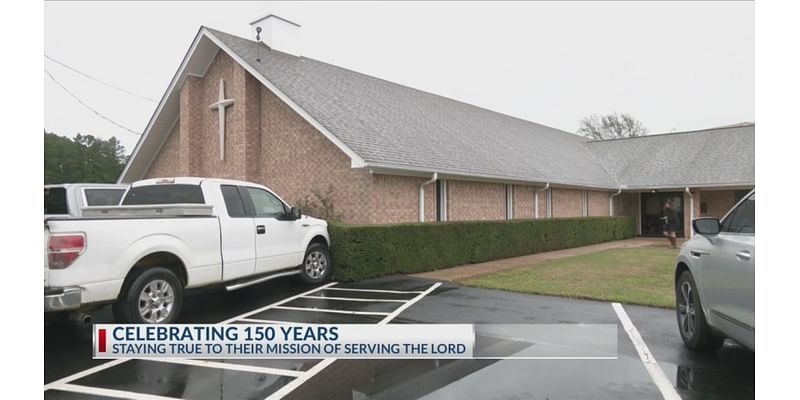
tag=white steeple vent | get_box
[249,14,303,57]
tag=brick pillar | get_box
[231,63,262,181]
[179,76,202,176]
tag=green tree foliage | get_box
[44,131,127,184]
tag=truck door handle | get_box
[736,250,751,261]
[256,225,266,235]
[690,250,710,257]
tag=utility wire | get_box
[45,54,157,102]
[45,69,142,136]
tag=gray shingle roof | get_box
[121,27,755,189]
[585,124,755,188]
[207,28,620,188]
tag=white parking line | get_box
[150,358,304,377]
[323,287,425,294]
[44,359,128,391]
[237,318,295,324]
[272,305,391,316]
[44,281,442,400]
[45,283,337,393]
[612,302,682,400]
[265,282,442,400]
[218,282,339,324]
[301,295,408,303]
[378,282,441,325]
[46,383,178,399]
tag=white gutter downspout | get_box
[609,188,622,216]
[535,183,550,219]
[685,187,694,237]
[419,173,438,222]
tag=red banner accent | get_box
[98,328,106,352]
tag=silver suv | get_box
[674,190,754,351]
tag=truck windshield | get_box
[122,184,205,205]
[44,187,68,215]
[84,189,125,206]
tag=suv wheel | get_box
[300,242,332,284]
[676,270,724,351]
[113,267,183,324]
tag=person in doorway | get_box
[661,199,679,249]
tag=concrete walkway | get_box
[413,237,680,282]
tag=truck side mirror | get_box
[693,218,720,235]
[288,207,302,220]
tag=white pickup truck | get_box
[44,177,331,324]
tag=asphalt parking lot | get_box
[44,276,754,400]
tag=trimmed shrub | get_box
[329,216,636,281]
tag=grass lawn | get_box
[459,246,678,308]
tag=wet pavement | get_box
[44,275,754,399]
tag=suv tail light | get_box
[48,233,86,269]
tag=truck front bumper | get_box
[44,287,82,312]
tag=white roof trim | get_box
[119,28,366,183]
[118,29,210,183]
[139,117,179,179]
[201,29,366,168]
[366,162,620,190]
[620,183,756,191]
[249,13,301,27]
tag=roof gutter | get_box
[609,187,623,216]
[419,173,438,222]
[534,183,550,219]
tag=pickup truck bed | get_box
[45,177,330,324]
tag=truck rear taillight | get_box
[48,233,86,269]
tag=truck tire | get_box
[676,270,724,351]
[113,267,183,324]
[299,242,332,285]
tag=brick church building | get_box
[119,15,754,238]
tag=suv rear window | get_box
[44,187,68,215]
[122,184,205,205]
[84,188,125,206]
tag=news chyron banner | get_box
[94,324,618,360]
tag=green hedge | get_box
[329,216,636,281]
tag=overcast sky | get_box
[44,1,754,153]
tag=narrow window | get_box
[506,185,514,219]
[546,188,553,218]
[582,191,589,217]
[436,180,447,222]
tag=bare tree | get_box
[577,113,649,140]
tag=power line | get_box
[45,69,142,136]
[45,54,157,102]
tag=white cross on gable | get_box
[208,79,234,160]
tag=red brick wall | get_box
[551,188,583,218]
[257,79,375,224]
[447,181,506,221]
[699,190,738,219]
[513,185,535,219]
[369,174,435,224]
[588,190,609,217]
[145,122,180,178]
[144,51,442,225]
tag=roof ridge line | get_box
[203,26,588,144]
[585,122,755,143]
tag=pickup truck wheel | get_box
[300,243,331,284]
[113,267,183,324]
[676,271,724,351]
